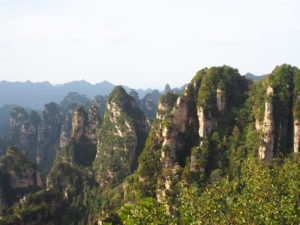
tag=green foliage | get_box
[93,86,147,188]
[0,147,36,175]
[0,147,42,207]
[0,190,63,225]
[156,92,178,118]
[119,198,175,225]
[178,155,300,225]
[133,123,162,199]
[197,66,249,112]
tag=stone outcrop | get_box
[257,86,274,161]
[0,147,43,207]
[198,107,217,138]
[93,86,149,187]
[133,66,249,212]
[8,108,41,161]
[216,88,226,113]
[156,92,178,120]
[293,94,300,153]
[71,105,101,144]
[36,103,62,170]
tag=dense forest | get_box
[0,65,299,225]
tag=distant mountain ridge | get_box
[244,72,268,80]
[0,80,156,110]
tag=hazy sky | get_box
[0,0,299,89]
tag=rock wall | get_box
[293,94,300,153]
[257,86,274,161]
[93,86,148,187]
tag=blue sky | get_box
[0,0,299,89]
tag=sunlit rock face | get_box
[257,86,274,162]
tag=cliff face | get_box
[254,65,300,162]
[93,86,149,187]
[256,86,274,161]
[59,92,92,148]
[0,147,42,208]
[1,92,105,174]
[71,105,101,144]
[134,66,250,210]
[8,108,41,161]
[293,94,300,153]
[46,105,100,194]
[36,103,62,171]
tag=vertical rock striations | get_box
[93,86,149,187]
[36,103,62,171]
[132,66,250,212]
[254,65,300,162]
[257,86,274,161]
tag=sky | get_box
[0,0,299,89]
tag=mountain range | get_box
[0,80,155,110]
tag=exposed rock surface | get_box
[8,108,40,161]
[36,103,62,171]
[293,94,300,153]
[93,86,149,187]
[257,86,274,161]
[133,66,249,211]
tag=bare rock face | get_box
[198,106,217,138]
[159,83,199,171]
[216,88,226,113]
[157,83,200,207]
[87,105,101,144]
[293,94,300,153]
[294,117,300,153]
[71,105,101,144]
[134,66,249,213]
[161,126,179,168]
[36,103,62,170]
[71,106,88,143]
[257,86,274,161]
[59,109,73,148]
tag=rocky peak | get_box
[294,93,300,153]
[156,92,178,120]
[71,105,88,143]
[36,102,62,170]
[140,90,161,119]
[257,85,274,161]
[8,107,41,161]
[93,86,149,187]
[71,105,101,144]
[254,64,300,161]
[216,88,226,113]
[164,84,172,93]
[133,66,249,209]
[60,92,91,111]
